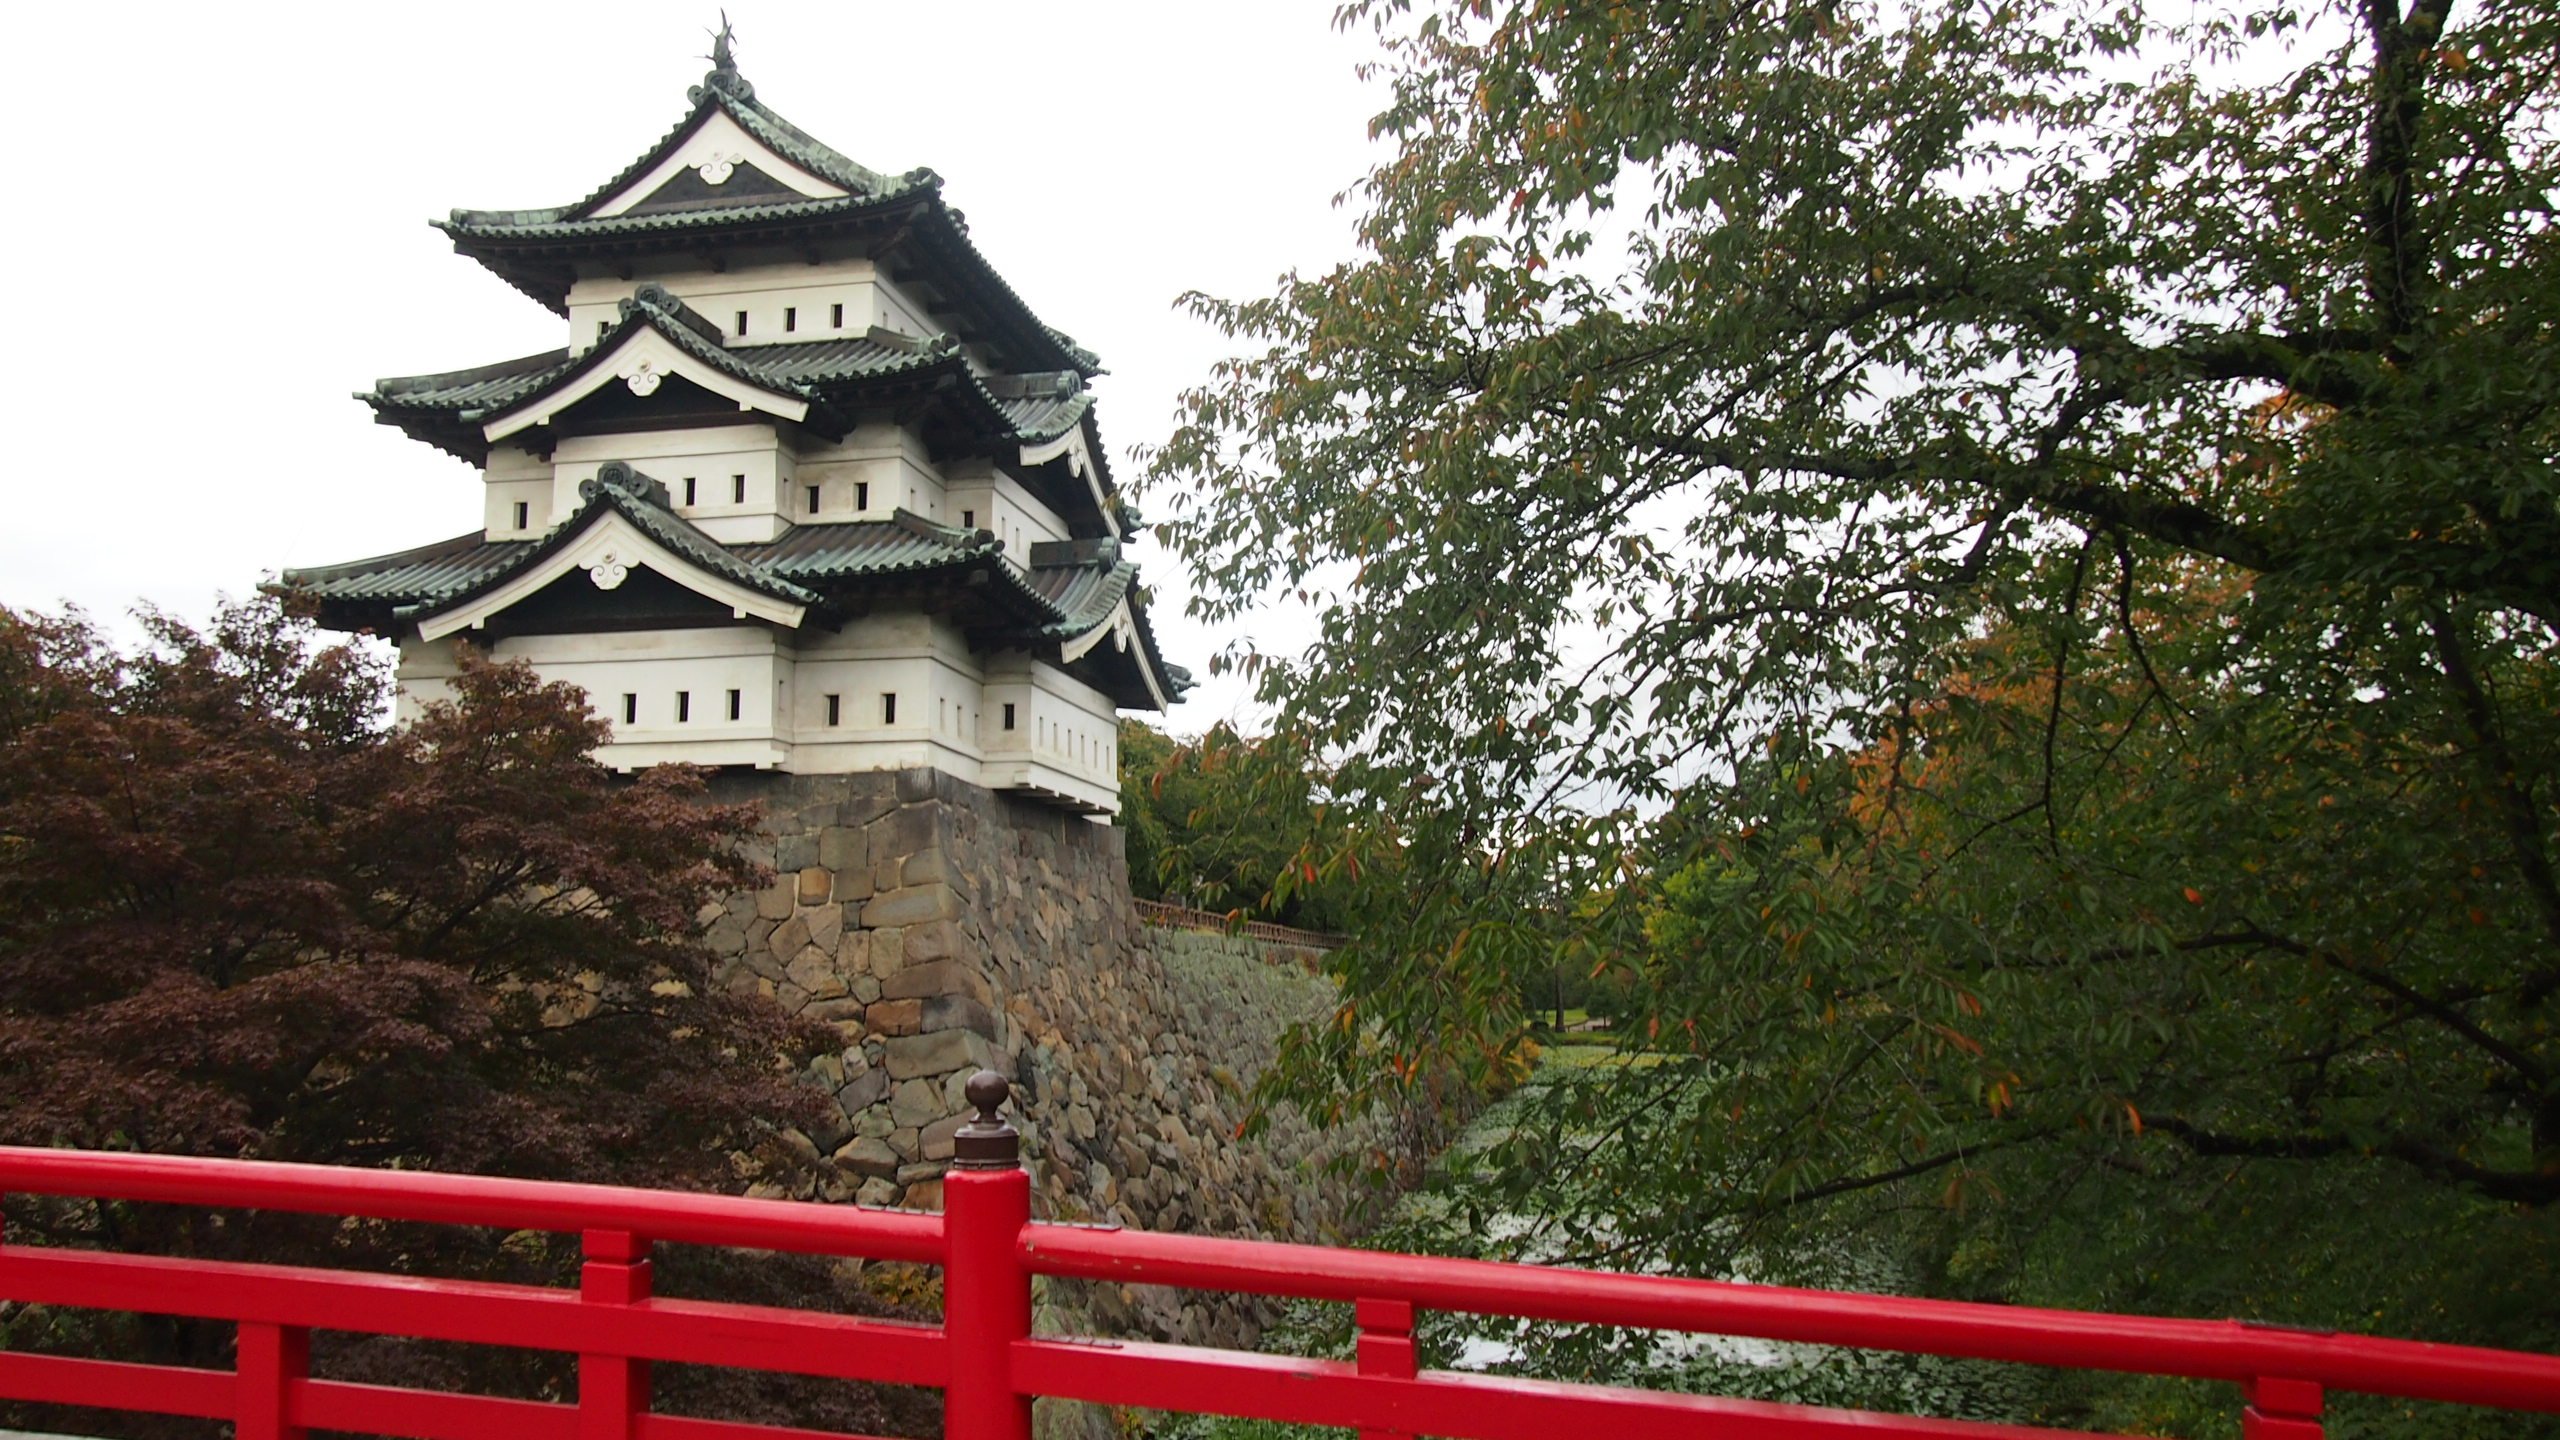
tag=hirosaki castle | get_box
[282,34,1187,815]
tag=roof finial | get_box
[693,11,754,101]
[709,12,737,73]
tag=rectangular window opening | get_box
[855,481,870,512]
[621,693,637,725]
[735,310,749,336]
[784,306,797,333]
[676,691,691,724]
[825,693,842,727]
[682,477,697,506]
[1002,703,1016,731]
[512,501,529,530]
[881,693,898,725]
[727,689,742,721]
[806,484,821,515]
[830,302,845,328]
[733,474,747,504]
[961,509,976,529]
[596,320,609,341]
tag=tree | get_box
[1143,0,2560,1383]
[0,599,930,1436]
[1116,718,1372,933]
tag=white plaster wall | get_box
[563,260,947,356]
[944,465,1068,558]
[553,426,790,542]
[796,423,945,521]
[393,606,1128,812]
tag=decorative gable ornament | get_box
[586,547,633,590]
[621,359,666,396]
[694,152,748,185]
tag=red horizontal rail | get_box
[0,1145,943,1262]
[1015,1222,2560,1414]
[6,1082,2558,1440]
[0,1243,945,1385]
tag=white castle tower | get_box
[283,29,1187,815]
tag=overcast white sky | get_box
[0,2,1389,731]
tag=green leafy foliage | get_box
[1142,0,2560,1421]
[1117,719,1377,933]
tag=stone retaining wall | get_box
[700,770,1439,1353]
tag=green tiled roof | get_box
[364,292,1096,467]
[737,512,998,580]
[432,55,1099,379]
[277,529,525,606]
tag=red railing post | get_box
[236,1320,308,1440]
[943,1070,1033,1440]
[1356,1296,1419,1440]
[2246,1376,2324,1439]
[579,1228,653,1439]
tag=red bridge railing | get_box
[3,1070,2556,1440]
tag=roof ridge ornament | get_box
[690,12,755,104]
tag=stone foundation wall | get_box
[700,769,1436,1352]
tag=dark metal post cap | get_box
[952,1069,1019,1170]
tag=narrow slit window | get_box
[1002,703,1016,731]
[727,689,742,721]
[961,509,976,529]
[682,477,697,506]
[825,693,841,727]
[784,306,797,333]
[881,693,898,725]
[806,484,821,515]
[830,302,845,328]
[733,474,746,504]
[676,691,691,723]
[735,310,749,336]
[854,481,870,512]
[621,693,637,725]
[512,501,529,530]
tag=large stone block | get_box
[920,1111,969,1161]
[766,914,810,965]
[818,824,864,872]
[900,918,966,964]
[859,884,961,929]
[776,833,819,872]
[796,867,833,905]
[882,957,993,1005]
[832,1135,900,1177]
[865,998,922,1036]
[883,1028,1001,1081]
[920,994,997,1037]
[888,1077,944,1128]
[867,801,943,863]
